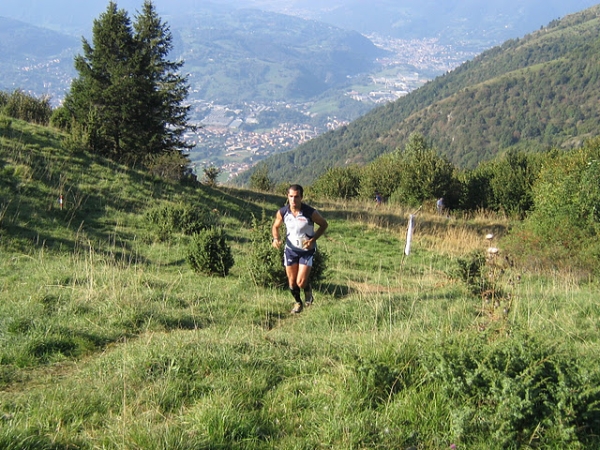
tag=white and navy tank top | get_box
[279,203,316,251]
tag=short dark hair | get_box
[287,184,304,197]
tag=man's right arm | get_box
[272,210,283,248]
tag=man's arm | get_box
[272,210,284,248]
[304,210,328,248]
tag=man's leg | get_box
[303,282,313,306]
[296,263,312,288]
[286,264,303,312]
[296,263,312,305]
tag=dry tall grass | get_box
[314,197,510,257]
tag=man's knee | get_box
[297,277,309,289]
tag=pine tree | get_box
[65,2,137,159]
[63,1,193,166]
[133,0,194,158]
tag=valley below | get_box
[186,35,478,181]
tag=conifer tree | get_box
[133,0,193,158]
[395,133,457,207]
[63,1,193,165]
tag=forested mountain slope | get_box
[171,7,387,102]
[0,17,79,96]
[240,5,600,185]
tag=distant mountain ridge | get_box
[170,7,387,102]
[2,1,598,48]
[238,4,600,185]
[0,16,78,96]
[0,17,78,58]
[238,0,600,49]
[0,4,385,104]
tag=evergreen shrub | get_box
[448,250,489,295]
[247,212,287,288]
[247,212,328,288]
[249,163,273,192]
[49,106,72,131]
[187,227,234,276]
[146,204,219,240]
[424,332,600,447]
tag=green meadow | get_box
[1,116,599,449]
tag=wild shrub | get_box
[355,357,402,408]
[459,163,495,210]
[488,150,541,218]
[187,227,234,276]
[388,133,458,207]
[359,152,402,200]
[145,151,191,182]
[448,250,490,295]
[424,332,600,447]
[202,165,221,187]
[311,165,361,199]
[49,105,72,130]
[249,163,273,192]
[0,89,52,125]
[246,211,329,288]
[310,243,329,286]
[0,115,12,132]
[246,212,287,287]
[509,139,600,273]
[146,203,219,240]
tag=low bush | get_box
[187,227,234,276]
[508,139,600,274]
[448,250,490,295]
[146,203,219,240]
[0,89,52,125]
[145,151,193,182]
[423,332,600,448]
[246,212,287,287]
[246,212,329,288]
[311,165,362,199]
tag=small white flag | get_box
[404,214,414,256]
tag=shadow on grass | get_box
[258,311,287,331]
[317,282,354,299]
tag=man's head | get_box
[287,184,303,208]
[288,184,304,197]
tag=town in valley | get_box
[186,36,477,181]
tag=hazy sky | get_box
[1,0,598,39]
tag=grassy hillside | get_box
[1,118,599,448]
[243,4,600,185]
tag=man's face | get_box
[287,189,302,209]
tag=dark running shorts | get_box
[283,246,315,267]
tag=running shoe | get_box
[305,294,314,307]
[291,302,303,314]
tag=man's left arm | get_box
[304,211,328,248]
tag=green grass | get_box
[1,116,599,449]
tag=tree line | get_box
[250,132,600,274]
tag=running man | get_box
[272,184,328,314]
